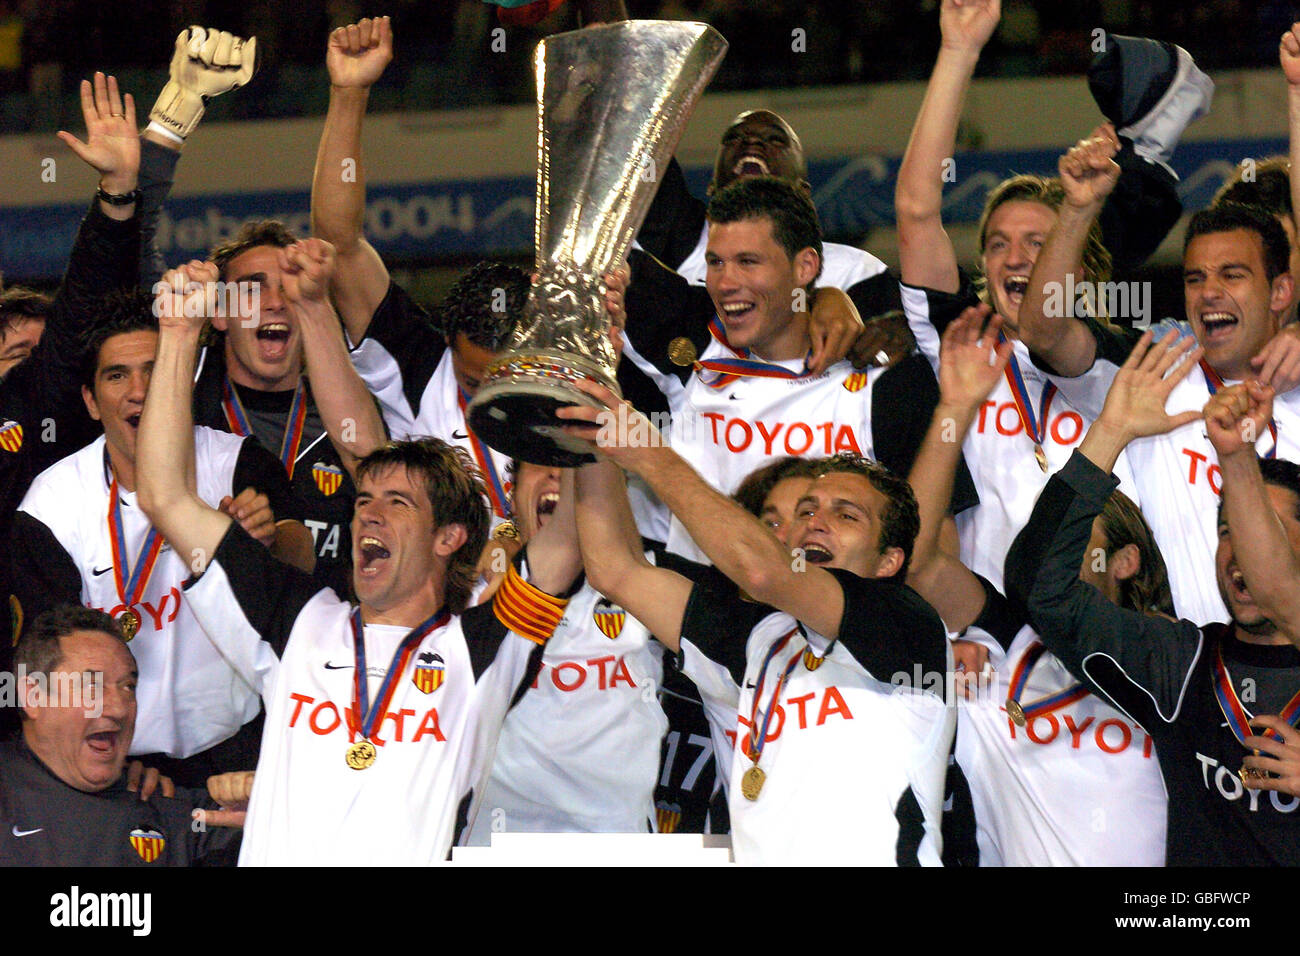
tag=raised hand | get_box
[1282,22,1300,86]
[151,27,257,140]
[327,16,394,89]
[57,73,140,194]
[154,260,220,333]
[1204,380,1275,460]
[937,303,1015,412]
[1059,124,1121,210]
[1097,329,1203,442]
[939,0,1001,54]
[279,238,337,305]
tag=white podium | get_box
[451,833,733,866]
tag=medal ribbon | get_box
[1212,641,1300,747]
[693,317,814,389]
[1000,335,1057,453]
[1199,360,1278,459]
[1005,641,1090,722]
[107,471,164,613]
[457,389,510,519]
[746,628,802,766]
[350,607,450,743]
[222,376,310,478]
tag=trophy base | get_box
[467,370,613,468]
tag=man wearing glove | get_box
[138,27,258,290]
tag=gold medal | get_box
[118,608,141,642]
[1034,444,1048,473]
[802,648,824,671]
[345,740,377,770]
[741,765,766,801]
[667,336,697,367]
[491,520,520,542]
[1239,765,1268,783]
[1006,699,1027,727]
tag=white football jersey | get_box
[901,283,1136,593]
[678,571,953,866]
[957,625,1167,866]
[347,283,513,521]
[663,347,885,561]
[181,526,559,866]
[467,573,667,841]
[1044,337,1300,625]
[16,431,261,757]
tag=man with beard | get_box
[1007,330,1300,864]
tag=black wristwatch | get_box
[96,185,141,206]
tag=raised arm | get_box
[136,264,234,572]
[1017,126,1119,376]
[1076,329,1202,476]
[138,27,258,288]
[574,458,692,649]
[1285,26,1300,282]
[562,385,851,639]
[895,0,999,292]
[1207,381,1300,643]
[906,305,1012,630]
[519,469,582,597]
[310,16,394,345]
[277,238,386,475]
[29,73,143,463]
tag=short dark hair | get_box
[355,439,490,614]
[440,261,530,351]
[79,289,158,392]
[0,286,54,336]
[1216,457,1300,535]
[733,456,821,517]
[707,176,824,283]
[1212,157,1292,224]
[210,219,299,278]
[812,453,920,578]
[1260,457,1300,517]
[1184,202,1291,283]
[14,606,128,711]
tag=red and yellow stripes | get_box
[493,563,568,645]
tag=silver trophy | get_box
[467,20,727,466]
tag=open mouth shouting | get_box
[84,728,122,761]
[800,543,834,565]
[1002,275,1029,304]
[534,491,560,530]
[357,535,392,575]
[733,154,770,177]
[1227,566,1252,604]
[255,322,293,362]
[1199,311,1239,346]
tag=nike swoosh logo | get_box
[11,826,42,837]
[452,430,469,440]
[323,662,353,670]
[744,681,756,690]
[91,566,112,576]
[728,394,740,401]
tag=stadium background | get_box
[0,0,1294,321]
